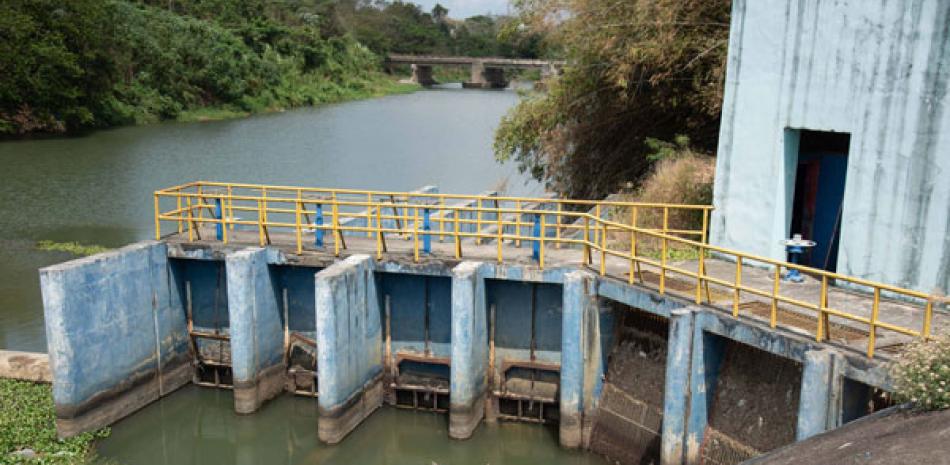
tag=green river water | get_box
[0,85,606,465]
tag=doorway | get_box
[788,130,850,271]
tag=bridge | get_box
[385,54,566,88]
[39,181,947,465]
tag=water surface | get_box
[0,85,536,352]
[93,387,605,465]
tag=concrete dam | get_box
[39,182,942,465]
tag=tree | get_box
[494,0,729,199]
[431,3,448,23]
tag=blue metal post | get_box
[423,208,431,254]
[214,198,223,241]
[532,214,541,261]
[315,204,324,247]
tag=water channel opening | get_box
[379,273,453,412]
[171,258,233,390]
[590,304,668,464]
[702,337,803,465]
[487,279,563,424]
[272,265,321,398]
[841,378,893,424]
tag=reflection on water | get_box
[93,386,605,465]
[0,87,537,352]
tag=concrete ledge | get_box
[234,362,287,415]
[0,351,51,383]
[55,357,190,437]
[318,374,383,444]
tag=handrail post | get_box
[176,189,184,234]
[732,257,742,317]
[226,185,233,231]
[515,200,522,247]
[701,208,709,244]
[660,231,668,294]
[219,197,228,244]
[475,198,483,245]
[923,300,933,339]
[532,214,541,262]
[376,206,383,259]
[695,244,706,304]
[214,198,224,242]
[555,202,562,249]
[314,203,324,247]
[594,204,601,246]
[816,275,829,341]
[413,207,420,262]
[257,199,265,246]
[584,216,591,264]
[454,208,461,259]
[154,193,161,241]
[367,193,373,238]
[423,207,431,254]
[600,222,607,276]
[294,191,302,254]
[186,196,194,242]
[332,199,340,256]
[867,288,880,358]
[439,197,446,242]
[539,213,546,269]
[496,202,503,263]
[770,266,780,327]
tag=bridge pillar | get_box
[464,60,507,89]
[449,262,490,439]
[684,314,726,465]
[411,64,436,86]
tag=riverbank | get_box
[174,77,419,124]
[1,379,108,464]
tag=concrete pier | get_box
[796,350,834,440]
[227,248,286,414]
[39,242,191,437]
[449,261,489,439]
[315,255,383,444]
[661,308,695,465]
[560,270,599,448]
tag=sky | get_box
[413,0,511,19]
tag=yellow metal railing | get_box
[155,181,936,359]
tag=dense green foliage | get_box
[0,0,414,135]
[494,0,729,199]
[337,1,544,57]
[0,380,109,464]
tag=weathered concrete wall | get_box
[712,0,950,293]
[40,241,190,437]
[227,248,286,414]
[449,261,490,439]
[315,255,383,444]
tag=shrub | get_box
[891,332,950,411]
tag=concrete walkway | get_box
[169,226,948,360]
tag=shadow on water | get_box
[93,386,605,465]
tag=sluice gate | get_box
[37,183,946,464]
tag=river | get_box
[0,84,605,464]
